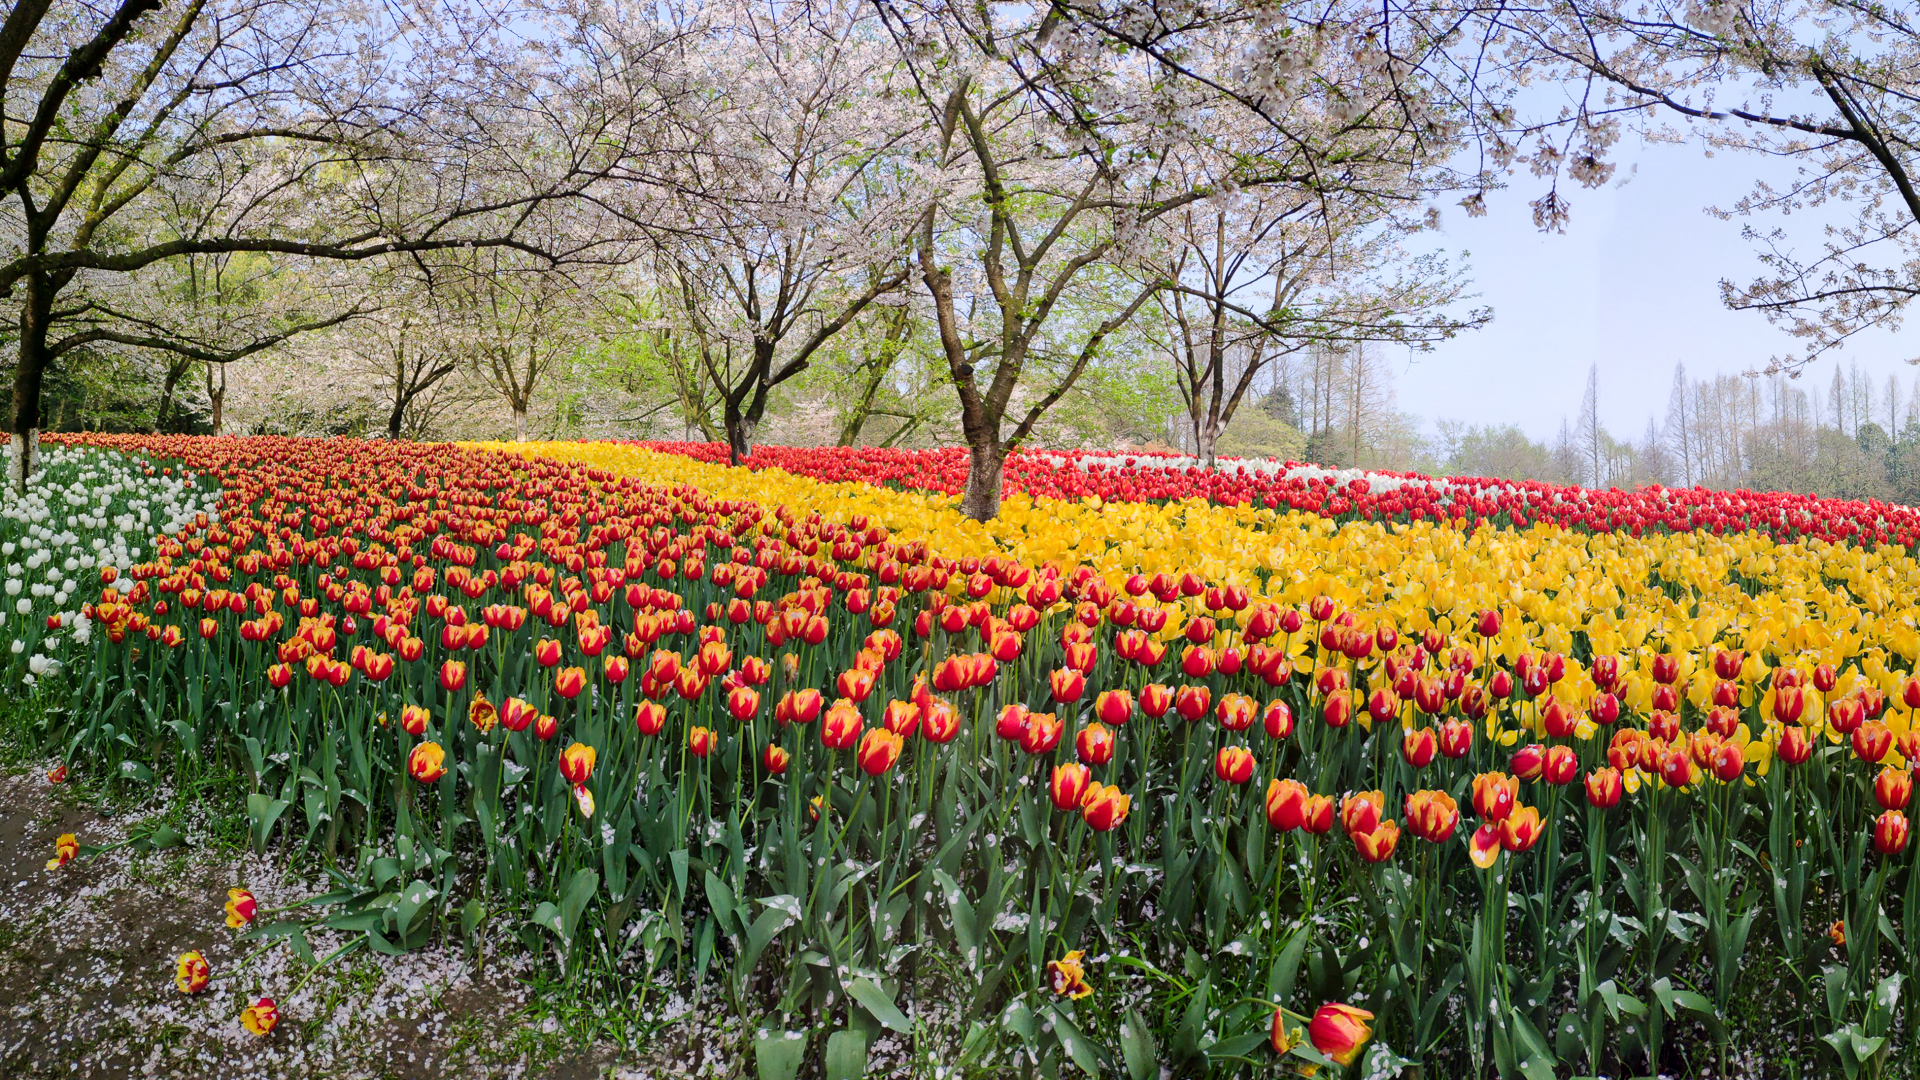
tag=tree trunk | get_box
[961,437,1005,521]
[725,399,754,465]
[1197,419,1220,471]
[388,396,407,440]
[11,271,53,491]
[209,387,225,436]
[512,406,528,442]
[154,361,185,433]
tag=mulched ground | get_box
[0,769,638,1079]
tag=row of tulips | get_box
[27,432,1919,1079]
[634,440,1920,546]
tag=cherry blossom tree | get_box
[873,0,1478,518]
[629,0,923,461]
[0,0,671,485]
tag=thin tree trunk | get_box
[512,406,528,442]
[154,361,186,434]
[11,270,53,491]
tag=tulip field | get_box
[20,433,1920,1078]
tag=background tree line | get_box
[15,0,1920,514]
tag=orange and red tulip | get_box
[1875,809,1911,855]
[400,704,430,736]
[1094,689,1134,726]
[1307,1003,1374,1066]
[1340,790,1385,837]
[1471,772,1517,822]
[1875,767,1913,810]
[1353,819,1399,862]
[1585,767,1623,809]
[1051,762,1093,811]
[559,742,596,784]
[1081,784,1130,831]
[821,699,863,750]
[1215,746,1255,785]
[1854,721,1894,765]
[1266,778,1309,831]
[688,725,716,757]
[1404,789,1459,843]
[857,728,905,776]
[1075,722,1116,766]
[1500,805,1543,852]
[407,742,446,784]
[553,665,587,699]
[762,744,790,774]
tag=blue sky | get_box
[1398,133,1916,442]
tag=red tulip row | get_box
[634,440,1919,545]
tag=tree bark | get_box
[204,360,226,436]
[388,397,407,439]
[154,359,186,433]
[725,401,755,465]
[512,405,528,442]
[961,437,1005,521]
[1197,420,1220,471]
[10,270,52,491]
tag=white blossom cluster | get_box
[0,443,219,685]
[1037,451,1459,496]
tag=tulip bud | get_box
[1874,766,1913,811]
[1214,746,1255,785]
[1875,809,1911,856]
[1584,767,1623,809]
[1401,726,1437,768]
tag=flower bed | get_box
[634,440,1920,545]
[27,432,1920,1077]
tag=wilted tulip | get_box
[241,997,280,1037]
[1046,950,1093,999]
[175,951,211,994]
[224,887,258,928]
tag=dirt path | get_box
[0,769,646,1080]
